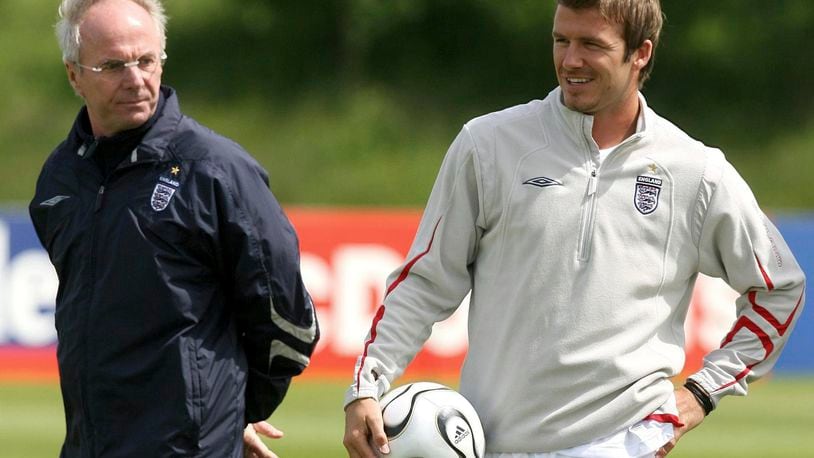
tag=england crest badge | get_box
[634,175,662,215]
[151,182,176,211]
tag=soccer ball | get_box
[379,382,485,458]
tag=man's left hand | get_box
[243,421,284,458]
[656,387,706,457]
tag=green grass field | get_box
[1,377,811,457]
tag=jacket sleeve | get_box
[213,155,319,423]
[690,157,805,407]
[344,126,486,406]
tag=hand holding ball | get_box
[379,382,485,458]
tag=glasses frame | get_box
[73,51,168,76]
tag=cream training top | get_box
[345,88,805,453]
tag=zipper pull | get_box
[82,139,99,159]
[587,169,598,196]
[95,185,105,212]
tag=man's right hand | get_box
[343,397,391,458]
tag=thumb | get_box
[252,421,284,439]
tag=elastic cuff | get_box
[343,384,381,409]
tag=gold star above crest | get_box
[648,163,658,174]
[170,166,181,176]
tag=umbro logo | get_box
[523,176,563,188]
[453,425,470,444]
[39,195,71,207]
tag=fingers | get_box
[655,440,675,457]
[344,398,389,458]
[343,417,377,458]
[366,409,390,455]
[243,423,280,458]
[252,421,284,440]
[660,386,706,457]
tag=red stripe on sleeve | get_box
[713,290,803,394]
[751,290,803,337]
[712,367,752,393]
[355,305,386,393]
[385,218,443,296]
[354,217,443,395]
[754,255,775,291]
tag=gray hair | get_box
[56,0,167,63]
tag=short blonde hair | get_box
[558,0,663,85]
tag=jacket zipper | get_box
[575,126,645,262]
[577,168,598,262]
[577,116,598,262]
[85,172,112,453]
[83,181,106,455]
[75,143,158,452]
[95,185,106,212]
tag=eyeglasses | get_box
[74,51,167,77]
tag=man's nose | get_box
[562,44,584,69]
[120,64,145,86]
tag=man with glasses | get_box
[29,1,318,457]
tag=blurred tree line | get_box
[2,0,812,208]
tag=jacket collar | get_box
[67,85,182,164]
[548,86,652,152]
[136,85,183,162]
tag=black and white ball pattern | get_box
[380,382,485,458]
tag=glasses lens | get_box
[137,56,158,72]
[83,53,164,77]
[100,60,126,73]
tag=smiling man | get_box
[553,2,652,149]
[343,1,805,457]
[29,1,318,457]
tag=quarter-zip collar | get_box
[550,86,652,154]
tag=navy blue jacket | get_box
[30,87,318,457]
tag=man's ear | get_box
[633,39,654,71]
[65,61,83,97]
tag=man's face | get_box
[66,0,163,138]
[552,5,648,116]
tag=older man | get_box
[30,1,318,457]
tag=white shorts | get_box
[485,393,679,458]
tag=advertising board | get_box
[0,210,810,380]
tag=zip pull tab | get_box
[587,169,598,196]
[95,185,105,212]
[80,139,99,159]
